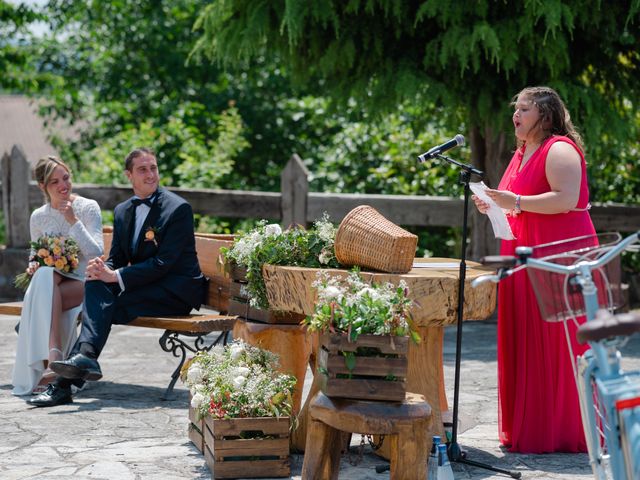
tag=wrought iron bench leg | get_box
[158,329,231,400]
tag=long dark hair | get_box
[512,86,584,152]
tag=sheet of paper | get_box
[412,261,461,269]
[469,181,515,240]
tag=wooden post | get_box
[1,146,31,247]
[280,154,309,229]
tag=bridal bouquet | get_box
[182,340,296,421]
[14,234,80,291]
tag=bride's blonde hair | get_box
[34,155,72,202]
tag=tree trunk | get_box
[467,125,513,260]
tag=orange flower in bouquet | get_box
[14,235,80,291]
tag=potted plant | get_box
[221,215,340,320]
[182,341,296,479]
[303,269,420,402]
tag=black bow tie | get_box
[132,196,154,207]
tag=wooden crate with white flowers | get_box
[203,416,290,479]
[227,263,304,324]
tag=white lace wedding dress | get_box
[11,196,103,395]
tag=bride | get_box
[11,155,103,396]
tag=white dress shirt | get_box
[116,196,154,292]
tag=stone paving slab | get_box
[1,313,639,479]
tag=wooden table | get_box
[261,258,496,451]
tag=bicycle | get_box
[472,231,640,480]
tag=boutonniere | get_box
[144,226,159,247]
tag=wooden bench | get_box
[0,228,238,399]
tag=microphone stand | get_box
[435,153,521,479]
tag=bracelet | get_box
[514,194,522,215]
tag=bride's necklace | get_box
[45,203,69,233]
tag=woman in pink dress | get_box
[473,86,594,453]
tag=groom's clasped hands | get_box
[85,257,117,283]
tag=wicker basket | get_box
[334,205,417,273]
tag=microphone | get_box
[418,134,465,162]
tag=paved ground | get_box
[1,311,639,479]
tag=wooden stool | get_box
[302,391,431,480]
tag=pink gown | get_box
[496,135,594,453]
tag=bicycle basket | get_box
[526,233,624,322]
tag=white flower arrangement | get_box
[221,214,340,309]
[304,269,420,343]
[181,341,296,421]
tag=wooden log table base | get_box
[301,391,432,480]
[263,259,496,450]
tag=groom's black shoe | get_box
[50,353,103,381]
[28,384,72,407]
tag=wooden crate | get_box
[228,263,305,325]
[318,333,409,402]
[188,405,205,453]
[228,263,249,282]
[228,298,305,325]
[203,416,291,479]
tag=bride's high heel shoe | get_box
[32,348,64,395]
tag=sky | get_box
[7,0,50,38]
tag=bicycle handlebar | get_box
[471,230,640,288]
[524,231,639,276]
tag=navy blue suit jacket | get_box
[107,187,206,309]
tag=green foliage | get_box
[73,105,247,186]
[6,0,637,266]
[193,0,640,197]
[36,0,237,186]
[174,105,249,187]
[222,217,339,309]
[303,269,420,344]
[0,0,48,92]
[587,111,640,205]
[311,108,465,196]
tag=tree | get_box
[0,0,45,92]
[33,0,452,197]
[34,1,353,191]
[193,0,640,255]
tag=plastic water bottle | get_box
[427,435,440,479]
[436,443,455,480]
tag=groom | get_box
[30,147,207,407]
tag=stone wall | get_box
[0,247,27,301]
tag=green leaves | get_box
[190,0,640,204]
[304,269,418,343]
[343,351,356,374]
[223,218,339,309]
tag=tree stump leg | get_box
[291,371,322,452]
[291,331,320,452]
[389,421,429,479]
[301,418,342,480]
[376,325,445,460]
